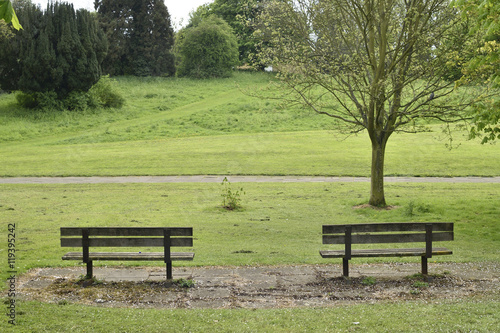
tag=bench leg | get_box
[86,260,93,278]
[421,256,428,275]
[342,258,349,277]
[166,262,172,280]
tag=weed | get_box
[361,276,376,286]
[403,201,431,216]
[174,278,195,288]
[221,177,245,210]
[58,300,69,306]
[76,275,103,286]
[406,273,426,280]
[412,281,429,289]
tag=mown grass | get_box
[2,299,498,332]
[2,72,499,177]
[0,72,330,143]
[1,129,500,177]
[1,182,499,285]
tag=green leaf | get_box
[0,0,23,30]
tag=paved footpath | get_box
[2,175,500,184]
[16,262,500,309]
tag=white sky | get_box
[31,0,214,29]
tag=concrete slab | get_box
[13,263,500,309]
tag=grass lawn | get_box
[1,72,500,177]
[1,182,500,278]
[5,300,498,332]
[1,72,499,331]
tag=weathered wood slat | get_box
[320,222,454,277]
[61,237,193,248]
[60,226,194,280]
[61,227,193,237]
[323,222,453,234]
[319,247,453,258]
[322,232,454,245]
[62,252,195,261]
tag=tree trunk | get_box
[369,139,387,207]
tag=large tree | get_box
[0,1,107,96]
[95,0,175,76]
[257,0,480,206]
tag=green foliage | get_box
[361,276,376,286]
[452,0,500,143]
[95,0,175,76]
[174,278,195,288]
[0,0,22,29]
[14,76,124,111]
[14,91,37,109]
[175,16,239,78]
[403,201,431,217]
[15,91,62,111]
[77,274,103,285]
[88,75,125,109]
[255,0,479,207]
[411,281,429,289]
[221,177,245,210]
[191,0,263,65]
[0,2,107,99]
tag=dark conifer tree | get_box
[95,0,175,76]
[0,1,107,97]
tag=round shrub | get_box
[175,16,239,79]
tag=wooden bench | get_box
[320,223,453,277]
[61,227,194,280]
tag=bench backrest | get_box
[60,227,193,248]
[322,223,454,245]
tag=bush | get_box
[64,91,91,111]
[88,75,125,109]
[15,76,124,111]
[16,91,62,111]
[175,16,239,79]
[15,92,38,109]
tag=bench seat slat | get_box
[61,227,193,237]
[61,237,193,247]
[62,252,195,261]
[323,232,454,244]
[323,223,453,234]
[320,247,452,258]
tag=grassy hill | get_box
[1,72,499,177]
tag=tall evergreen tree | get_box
[95,0,175,76]
[0,0,43,91]
[0,1,107,97]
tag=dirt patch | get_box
[352,204,398,210]
[13,263,500,309]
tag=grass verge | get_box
[1,299,498,332]
[1,182,499,285]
